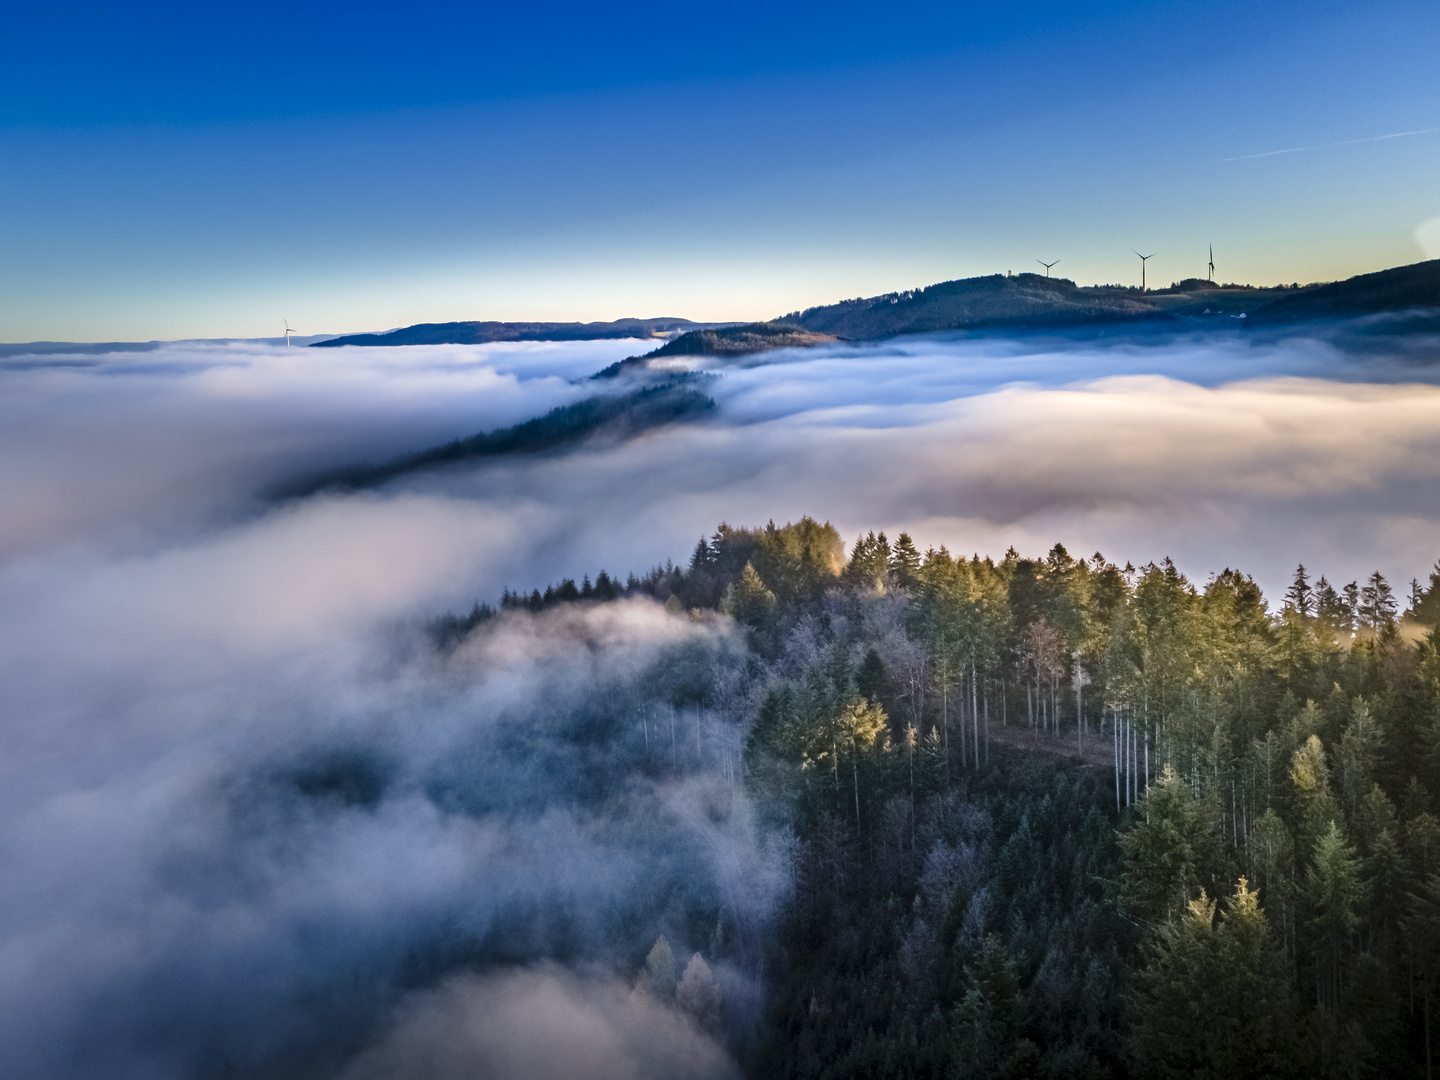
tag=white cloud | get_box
[1417,215,1440,259]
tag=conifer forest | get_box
[472,517,1440,1080]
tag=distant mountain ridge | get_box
[783,260,1440,340]
[1243,258,1440,323]
[311,317,714,348]
[787,273,1165,338]
[298,258,1440,359]
[275,376,715,497]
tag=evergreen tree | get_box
[1403,872,1440,1079]
[951,937,1033,1080]
[1359,571,1397,633]
[1132,880,1296,1080]
[1304,822,1365,1012]
[856,648,891,707]
[722,562,778,631]
[889,532,922,587]
[1411,561,1440,628]
[1119,765,1223,929]
[845,531,892,589]
[1286,564,1314,617]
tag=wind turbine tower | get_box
[1208,245,1215,283]
[283,319,297,347]
[1037,259,1059,277]
[1133,250,1157,293]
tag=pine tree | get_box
[951,936,1029,1080]
[1412,562,1440,628]
[1119,765,1223,929]
[845,531,892,589]
[889,532,921,587]
[1304,822,1365,1011]
[1403,873,1440,1080]
[1292,734,1343,857]
[676,953,722,1030]
[722,562,777,631]
[855,648,891,707]
[1286,564,1314,617]
[836,696,888,829]
[1342,581,1360,633]
[1359,571,1397,633]
[1132,879,1296,1080]
[642,935,677,1000]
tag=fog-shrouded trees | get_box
[475,521,1440,1080]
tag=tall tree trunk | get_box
[971,659,979,770]
[852,749,861,832]
[1426,985,1432,1080]
[943,662,952,781]
[1114,709,1121,811]
[908,726,915,852]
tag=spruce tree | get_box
[1285,564,1313,617]
[889,532,921,587]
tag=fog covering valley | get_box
[5,323,1440,1078]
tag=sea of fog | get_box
[3,326,1440,1078]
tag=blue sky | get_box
[3,0,1438,340]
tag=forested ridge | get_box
[453,519,1440,1079]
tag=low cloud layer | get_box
[0,337,627,561]
[3,324,1440,1077]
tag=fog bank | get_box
[3,323,1440,1076]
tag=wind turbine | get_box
[1132,250,1157,293]
[283,319,297,347]
[1208,245,1215,283]
[1037,259,1059,277]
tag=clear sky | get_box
[3,0,1439,341]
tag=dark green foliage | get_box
[1130,880,1297,1080]
[790,273,1173,339]
[428,519,1440,1078]
[1118,767,1227,930]
[645,321,835,358]
[952,937,1033,1080]
[1245,257,1440,323]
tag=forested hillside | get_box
[460,519,1440,1079]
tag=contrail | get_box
[1219,127,1437,163]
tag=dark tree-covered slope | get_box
[787,274,1167,339]
[298,259,1440,354]
[1247,258,1440,323]
[459,518,1440,1080]
[312,317,707,348]
[646,321,836,357]
[276,377,714,496]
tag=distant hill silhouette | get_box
[312,317,707,348]
[274,376,714,496]
[647,321,835,356]
[592,321,836,376]
[301,259,1440,356]
[1246,259,1440,323]
[788,274,1166,338]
